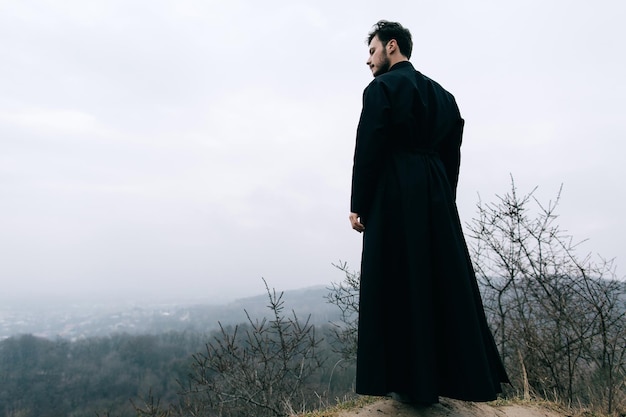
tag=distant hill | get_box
[0,285,340,340]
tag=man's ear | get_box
[387,39,397,54]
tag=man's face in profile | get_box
[366,35,391,77]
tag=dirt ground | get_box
[332,397,569,417]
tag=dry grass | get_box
[293,395,379,417]
[294,395,621,417]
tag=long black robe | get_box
[351,61,509,404]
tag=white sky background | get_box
[1,0,625,304]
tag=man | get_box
[350,21,509,405]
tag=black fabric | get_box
[351,61,509,404]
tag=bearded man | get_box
[350,20,509,405]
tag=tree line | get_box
[0,291,355,417]
[0,331,207,417]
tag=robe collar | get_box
[388,60,413,72]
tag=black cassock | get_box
[351,61,509,404]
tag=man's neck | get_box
[389,56,409,68]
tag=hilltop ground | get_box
[303,396,591,417]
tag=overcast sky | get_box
[1,0,625,304]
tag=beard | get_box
[373,51,391,76]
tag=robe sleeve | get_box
[350,80,391,219]
[439,116,464,200]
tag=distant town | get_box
[0,285,338,340]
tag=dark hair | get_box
[367,20,413,59]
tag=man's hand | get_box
[349,212,365,233]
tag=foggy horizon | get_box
[2,0,625,307]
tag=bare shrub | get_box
[466,178,625,414]
[176,279,324,417]
[325,261,360,363]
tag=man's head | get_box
[366,20,412,77]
